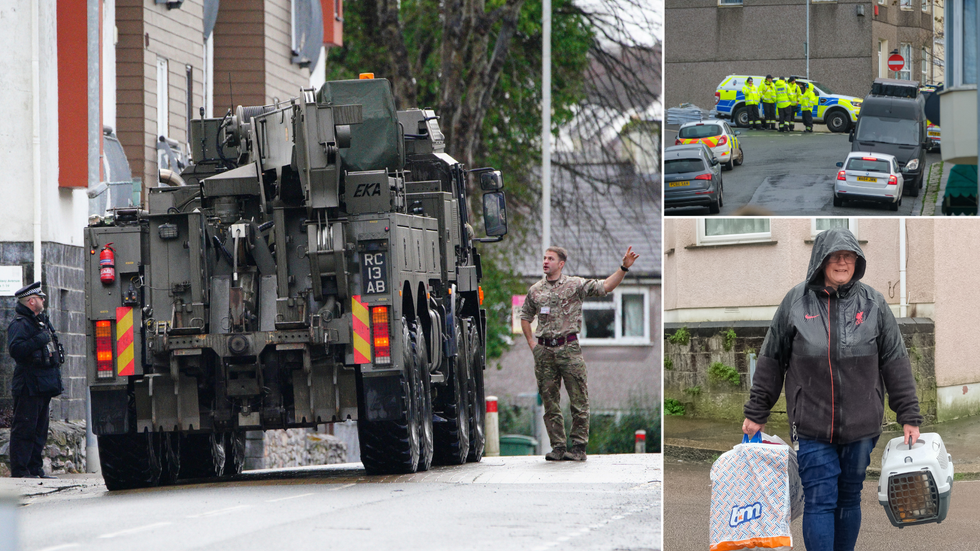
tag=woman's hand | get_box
[742,418,765,437]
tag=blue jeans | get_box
[797,436,879,551]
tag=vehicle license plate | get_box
[669,181,691,187]
[928,131,940,138]
[856,176,877,183]
[362,252,388,294]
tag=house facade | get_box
[665,217,980,421]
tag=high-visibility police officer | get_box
[800,82,818,133]
[775,77,792,132]
[787,77,800,132]
[760,75,777,130]
[742,77,762,130]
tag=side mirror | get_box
[734,131,741,136]
[479,170,504,191]
[836,162,844,168]
[482,191,508,238]
[711,157,720,166]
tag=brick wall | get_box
[0,242,86,427]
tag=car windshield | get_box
[678,124,722,139]
[845,158,891,173]
[809,81,834,95]
[665,158,707,174]
[855,116,919,146]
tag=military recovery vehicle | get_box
[84,77,508,490]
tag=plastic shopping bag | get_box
[758,433,803,521]
[709,433,792,551]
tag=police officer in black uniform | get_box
[7,281,64,479]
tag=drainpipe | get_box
[32,0,42,280]
[86,0,103,473]
[899,218,907,318]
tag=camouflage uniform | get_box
[521,274,607,448]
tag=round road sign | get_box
[888,54,905,72]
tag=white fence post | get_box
[485,396,500,457]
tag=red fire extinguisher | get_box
[100,243,115,285]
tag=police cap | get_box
[14,281,45,299]
[788,77,797,82]
[765,74,773,79]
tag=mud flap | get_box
[91,385,129,436]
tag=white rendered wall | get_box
[0,0,89,248]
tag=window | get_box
[718,0,743,5]
[950,0,978,85]
[811,219,859,238]
[898,43,913,80]
[697,218,772,246]
[581,288,650,345]
[901,0,913,9]
[922,48,929,83]
[923,0,930,11]
[156,57,169,139]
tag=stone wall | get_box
[0,421,87,477]
[251,428,348,470]
[664,319,937,424]
[0,242,87,427]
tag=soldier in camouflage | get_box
[520,246,639,461]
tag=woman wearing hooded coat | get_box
[742,227,922,551]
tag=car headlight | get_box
[906,159,919,171]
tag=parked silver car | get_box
[834,151,905,211]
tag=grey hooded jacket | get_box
[744,228,922,444]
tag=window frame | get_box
[717,0,743,6]
[580,287,651,346]
[697,218,773,246]
[811,218,860,239]
[900,0,913,9]
[898,43,913,80]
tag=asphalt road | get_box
[665,123,943,216]
[5,455,662,551]
[664,459,978,551]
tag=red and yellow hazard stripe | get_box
[351,295,371,364]
[678,136,721,147]
[115,307,135,376]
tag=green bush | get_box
[664,356,673,370]
[587,405,662,454]
[723,328,737,351]
[665,398,685,416]
[683,385,701,396]
[668,326,690,346]
[708,362,740,386]
[497,402,534,436]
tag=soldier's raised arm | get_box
[602,246,639,293]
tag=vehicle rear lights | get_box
[717,135,728,146]
[862,157,878,161]
[837,170,847,181]
[675,138,681,145]
[694,174,713,180]
[888,175,898,185]
[371,306,391,365]
[714,91,720,104]
[96,320,114,378]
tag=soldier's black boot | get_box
[545,446,566,461]
[563,444,587,462]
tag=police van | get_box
[714,75,863,133]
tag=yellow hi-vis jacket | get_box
[787,82,799,106]
[800,88,818,111]
[774,79,790,108]
[742,83,760,105]
[760,81,776,103]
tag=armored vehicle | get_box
[84,77,507,490]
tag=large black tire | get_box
[465,320,486,463]
[733,106,750,127]
[223,431,247,476]
[159,432,180,486]
[734,147,744,167]
[357,318,422,474]
[179,432,225,479]
[908,174,921,197]
[98,432,163,491]
[833,194,844,207]
[825,110,849,133]
[432,324,470,466]
[413,317,434,472]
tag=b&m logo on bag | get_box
[729,502,762,527]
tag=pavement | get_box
[665,414,980,477]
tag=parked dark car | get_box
[664,144,723,214]
[849,79,927,197]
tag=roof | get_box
[513,163,661,280]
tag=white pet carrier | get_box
[877,432,953,527]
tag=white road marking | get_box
[327,483,356,491]
[186,505,250,518]
[98,522,172,539]
[38,544,80,551]
[265,492,314,503]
